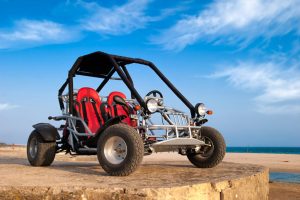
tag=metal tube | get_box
[180,115,185,125]
[58,79,68,110]
[143,124,201,129]
[166,127,169,140]
[68,76,74,115]
[66,56,84,116]
[63,52,196,117]
[121,65,134,85]
[121,65,135,99]
[67,127,93,137]
[174,114,179,125]
[76,71,121,80]
[162,113,175,125]
[111,54,196,117]
[175,126,179,138]
[109,57,148,110]
[148,63,196,118]
[96,69,116,92]
[189,126,192,138]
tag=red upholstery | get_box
[107,92,137,127]
[75,87,104,134]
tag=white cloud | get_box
[79,0,154,35]
[257,104,300,114]
[0,103,19,111]
[210,61,300,113]
[0,1,179,49]
[0,19,80,49]
[154,0,300,50]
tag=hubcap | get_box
[104,136,127,165]
[29,137,38,158]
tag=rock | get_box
[0,147,269,200]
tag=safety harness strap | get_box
[100,103,109,122]
[81,98,88,124]
[73,101,81,117]
[90,98,102,126]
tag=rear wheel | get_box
[97,124,143,176]
[27,130,56,166]
[187,126,226,168]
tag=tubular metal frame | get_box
[55,51,208,153]
[58,51,196,118]
[55,96,203,153]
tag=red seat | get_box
[107,92,137,127]
[75,87,104,134]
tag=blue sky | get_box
[0,0,299,146]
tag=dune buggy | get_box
[27,51,226,176]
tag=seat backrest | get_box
[107,91,136,127]
[75,87,104,134]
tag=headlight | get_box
[146,98,159,113]
[195,103,206,116]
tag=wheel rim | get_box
[29,137,38,158]
[104,136,127,165]
[200,136,215,157]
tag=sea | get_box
[226,147,300,154]
[227,147,300,184]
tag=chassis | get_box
[27,51,226,176]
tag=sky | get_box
[0,0,299,146]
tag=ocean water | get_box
[227,147,300,154]
[270,172,300,184]
[227,147,300,183]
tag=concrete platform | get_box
[0,146,269,200]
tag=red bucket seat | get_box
[107,92,137,127]
[74,87,104,134]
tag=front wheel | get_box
[187,126,226,168]
[27,130,56,166]
[97,124,144,176]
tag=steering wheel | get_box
[146,90,164,98]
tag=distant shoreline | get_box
[227,147,300,154]
[0,144,25,147]
[1,144,300,154]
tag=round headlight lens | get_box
[146,98,158,113]
[196,103,206,116]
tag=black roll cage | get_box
[58,51,196,118]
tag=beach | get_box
[224,153,300,173]
[226,153,300,199]
[0,146,299,199]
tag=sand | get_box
[224,153,300,199]
[269,182,300,200]
[224,153,300,173]
[0,146,300,199]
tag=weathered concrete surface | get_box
[0,146,269,200]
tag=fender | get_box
[33,123,58,142]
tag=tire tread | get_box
[187,126,226,168]
[27,131,56,166]
[97,124,143,176]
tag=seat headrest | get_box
[107,92,126,105]
[113,96,127,106]
[77,87,101,104]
